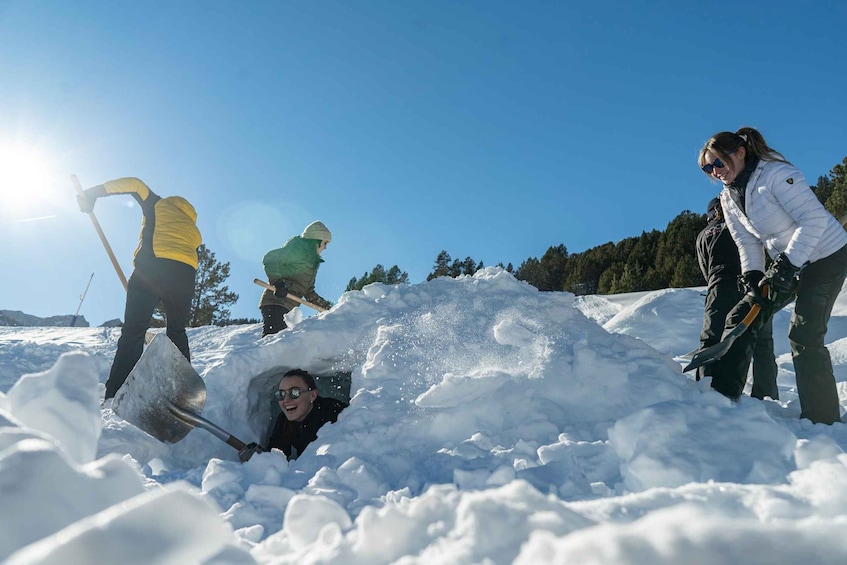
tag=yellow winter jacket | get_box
[103,178,202,269]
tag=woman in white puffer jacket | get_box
[698,127,847,424]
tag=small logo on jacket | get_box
[786,178,794,184]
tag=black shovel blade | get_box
[682,333,739,373]
[677,347,701,362]
[682,294,764,374]
[683,319,750,373]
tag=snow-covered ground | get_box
[3,268,847,564]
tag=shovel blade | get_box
[682,298,763,373]
[113,333,206,443]
[682,335,738,373]
[677,347,701,362]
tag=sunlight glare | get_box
[0,142,60,215]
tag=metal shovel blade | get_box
[682,331,740,373]
[113,333,207,444]
[682,299,763,373]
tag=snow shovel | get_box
[682,285,769,373]
[113,333,248,450]
[72,174,128,291]
[253,278,328,312]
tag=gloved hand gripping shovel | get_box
[252,278,328,312]
[683,285,769,373]
[112,334,261,460]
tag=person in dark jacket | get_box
[259,221,333,337]
[699,127,847,424]
[77,177,201,400]
[267,369,348,460]
[695,197,778,400]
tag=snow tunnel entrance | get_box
[245,368,353,446]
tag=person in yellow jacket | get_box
[77,177,202,400]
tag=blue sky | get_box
[1,0,846,325]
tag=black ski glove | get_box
[738,270,764,295]
[760,253,800,306]
[314,297,333,310]
[304,290,332,310]
[272,281,289,299]
[238,442,264,463]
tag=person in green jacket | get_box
[259,221,333,337]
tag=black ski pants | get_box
[698,280,778,399]
[789,245,847,424]
[260,305,289,337]
[105,259,196,399]
[711,245,847,424]
[750,318,778,401]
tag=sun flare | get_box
[0,142,60,215]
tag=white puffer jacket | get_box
[720,159,847,273]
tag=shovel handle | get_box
[253,278,328,312]
[728,283,772,335]
[167,402,248,451]
[737,284,768,327]
[72,175,129,291]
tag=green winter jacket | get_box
[259,236,330,310]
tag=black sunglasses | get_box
[702,149,737,174]
[274,387,313,401]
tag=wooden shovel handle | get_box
[739,301,762,328]
[72,175,128,291]
[738,284,770,328]
[253,278,328,312]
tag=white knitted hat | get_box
[301,220,332,242]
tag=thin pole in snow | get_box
[70,272,94,327]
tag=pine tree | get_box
[461,257,480,276]
[537,244,569,291]
[346,264,409,291]
[427,251,453,280]
[189,244,239,326]
[514,256,543,288]
[818,157,847,223]
[385,265,409,285]
[813,175,835,206]
[368,264,387,284]
[655,211,706,288]
[448,257,463,277]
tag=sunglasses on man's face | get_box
[702,149,737,174]
[274,387,312,401]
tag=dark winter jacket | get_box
[259,236,330,310]
[696,219,742,288]
[267,396,348,460]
